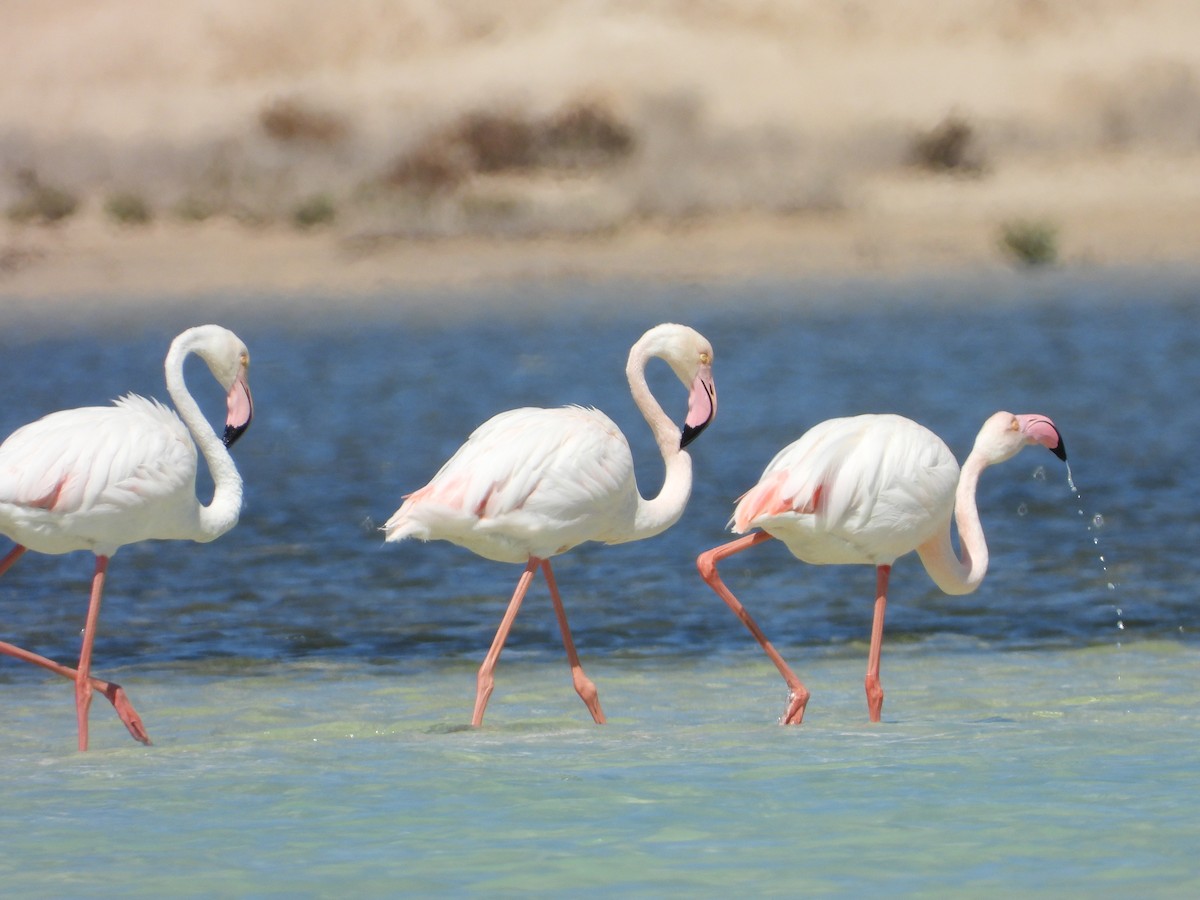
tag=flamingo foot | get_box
[99,682,152,745]
[571,670,606,724]
[781,687,809,726]
[865,677,884,724]
[471,671,495,728]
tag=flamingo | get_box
[696,411,1066,724]
[384,323,717,726]
[0,325,253,750]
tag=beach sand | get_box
[1,1,1198,306]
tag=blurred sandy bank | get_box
[2,1,1198,305]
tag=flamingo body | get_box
[386,323,717,726]
[732,414,960,566]
[0,324,253,750]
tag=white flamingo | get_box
[697,411,1066,724]
[0,325,253,750]
[384,323,717,726]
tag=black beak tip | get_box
[681,420,709,449]
[1051,435,1068,462]
[223,421,250,448]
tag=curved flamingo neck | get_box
[164,331,243,542]
[624,340,694,542]
[917,451,991,596]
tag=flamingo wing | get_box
[0,396,196,524]
[734,415,959,564]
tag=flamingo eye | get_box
[699,351,711,365]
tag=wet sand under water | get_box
[0,642,1196,897]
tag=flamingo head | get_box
[629,323,717,449]
[974,411,1067,465]
[187,325,254,448]
[1016,414,1067,461]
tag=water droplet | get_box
[1061,464,1125,641]
[1032,466,1046,482]
[1017,502,1028,516]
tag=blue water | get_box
[1,268,1198,896]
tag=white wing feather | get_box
[384,406,637,563]
[0,394,198,553]
[738,414,959,565]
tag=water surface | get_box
[1,268,1197,896]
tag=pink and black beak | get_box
[1019,414,1067,461]
[681,367,717,448]
[223,371,254,448]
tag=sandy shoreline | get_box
[2,1,1198,313]
[3,150,1198,314]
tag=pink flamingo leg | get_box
[697,532,811,725]
[0,548,150,746]
[539,560,605,724]
[0,544,26,576]
[0,640,150,745]
[864,564,890,723]
[72,555,110,751]
[472,558,540,726]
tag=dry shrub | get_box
[173,194,218,223]
[909,115,986,174]
[385,99,636,194]
[260,97,349,145]
[453,111,539,173]
[6,169,79,225]
[104,191,153,226]
[386,141,473,195]
[291,194,336,229]
[999,219,1058,267]
[537,100,636,169]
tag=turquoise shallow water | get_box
[1,269,1199,896]
[1,642,1196,897]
